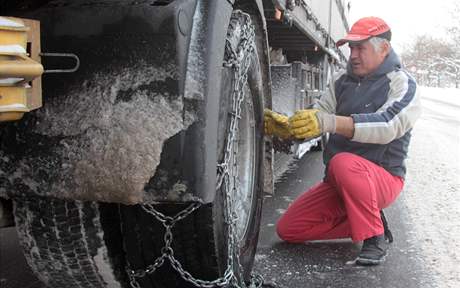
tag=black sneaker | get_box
[356,234,387,266]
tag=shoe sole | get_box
[355,255,386,266]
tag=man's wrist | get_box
[335,115,355,138]
[317,111,336,134]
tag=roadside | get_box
[400,86,460,287]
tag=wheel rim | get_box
[231,83,256,242]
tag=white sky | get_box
[348,0,458,53]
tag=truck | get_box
[0,1,349,287]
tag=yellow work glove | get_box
[289,109,336,140]
[264,109,292,140]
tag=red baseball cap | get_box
[337,17,391,47]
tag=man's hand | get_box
[264,109,292,140]
[289,109,336,140]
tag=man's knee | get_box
[328,152,358,177]
[276,216,290,241]
[327,152,372,193]
[276,216,300,243]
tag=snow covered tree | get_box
[401,36,456,87]
[401,2,460,88]
[444,2,460,88]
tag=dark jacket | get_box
[315,49,422,178]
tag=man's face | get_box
[349,39,388,77]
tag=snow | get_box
[402,86,460,288]
[183,0,206,100]
[1,53,197,204]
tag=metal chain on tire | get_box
[126,10,275,288]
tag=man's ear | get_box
[382,41,391,56]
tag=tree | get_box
[444,2,460,88]
[446,2,460,47]
[401,36,457,87]
[401,2,460,88]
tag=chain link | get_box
[125,10,274,288]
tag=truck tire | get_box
[118,11,265,288]
[13,196,126,288]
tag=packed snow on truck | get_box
[0,0,349,287]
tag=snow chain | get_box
[125,11,276,288]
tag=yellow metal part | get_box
[0,25,27,47]
[0,87,27,121]
[0,54,44,81]
[0,17,43,122]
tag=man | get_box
[264,17,421,265]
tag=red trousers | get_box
[276,152,404,243]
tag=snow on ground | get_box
[402,86,460,288]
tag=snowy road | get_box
[402,87,460,287]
